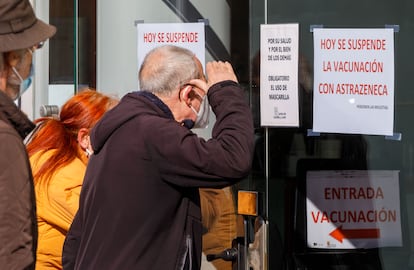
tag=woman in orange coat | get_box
[26,89,118,270]
[200,187,239,270]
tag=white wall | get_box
[96,0,230,98]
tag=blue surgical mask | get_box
[190,94,210,129]
[11,64,34,100]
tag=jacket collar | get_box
[0,90,35,139]
[134,91,174,120]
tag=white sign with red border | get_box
[306,170,402,249]
[313,28,394,135]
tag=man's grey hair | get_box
[138,45,202,96]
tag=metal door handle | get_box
[206,247,238,262]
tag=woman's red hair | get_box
[26,89,118,186]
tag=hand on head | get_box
[188,61,238,95]
[206,61,238,86]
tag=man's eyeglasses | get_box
[35,41,44,50]
[28,41,45,54]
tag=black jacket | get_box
[62,81,254,270]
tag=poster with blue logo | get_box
[260,23,299,127]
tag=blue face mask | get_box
[11,64,34,100]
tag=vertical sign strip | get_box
[260,24,299,127]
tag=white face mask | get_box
[190,94,210,129]
[85,148,93,158]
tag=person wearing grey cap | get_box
[0,0,55,269]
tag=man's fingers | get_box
[188,79,208,93]
[206,61,238,86]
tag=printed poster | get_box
[307,170,402,249]
[260,23,299,127]
[313,28,395,135]
[136,22,205,81]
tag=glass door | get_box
[246,0,414,269]
[46,0,96,111]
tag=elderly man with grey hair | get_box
[63,45,255,270]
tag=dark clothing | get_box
[0,91,37,270]
[62,81,255,270]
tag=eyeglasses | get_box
[28,41,45,54]
[178,84,204,102]
[36,41,45,49]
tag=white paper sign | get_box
[136,22,205,82]
[306,170,402,249]
[260,24,299,127]
[313,28,395,135]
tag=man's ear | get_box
[77,128,90,149]
[0,70,6,91]
[6,51,21,67]
[179,85,194,106]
